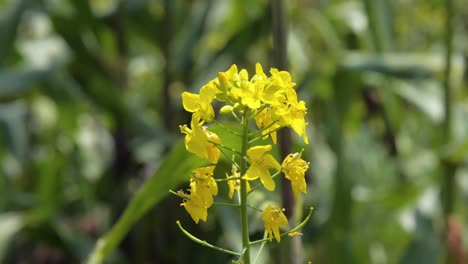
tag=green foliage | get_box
[0,0,467,263]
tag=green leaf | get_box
[0,0,27,66]
[0,212,25,262]
[0,102,28,161]
[86,140,206,264]
[0,67,50,100]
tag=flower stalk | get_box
[240,110,251,263]
[172,63,313,262]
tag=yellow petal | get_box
[182,92,200,112]
[259,168,275,191]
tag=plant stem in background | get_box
[441,0,456,263]
[162,0,174,133]
[271,0,303,263]
[240,110,251,263]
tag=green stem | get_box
[176,221,241,256]
[240,109,251,263]
[253,231,269,264]
[213,119,242,136]
[214,202,240,208]
[442,1,456,263]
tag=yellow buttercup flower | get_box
[180,115,220,163]
[262,205,288,242]
[244,145,281,191]
[281,152,309,195]
[182,83,217,122]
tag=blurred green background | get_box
[1,0,467,263]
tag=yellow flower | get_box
[282,152,309,195]
[180,191,208,224]
[244,145,281,191]
[254,108,281,144]
[226,166,250,199]
[178,166,218,223]
[217,64,239,93]
[204,127,221,164]
[180,115,220,163]
[190,166,218,207]
[261,67,294,106]
[274,87,308,144]
[182,83,216,122]
[262,205,288,242]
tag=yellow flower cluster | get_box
[183,63,309,144]
[176,64,310,243]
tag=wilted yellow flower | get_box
[178,166,218,224]
[243,145,281,191]
[182,84,216,122]
[190,166,218,207]
[179,191,208,224]
[180,115,220,163]
[262,205,288,242]
[281,152,309,195]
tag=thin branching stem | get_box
[249,207,314,246]
[176,221,241,256]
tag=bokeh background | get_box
[1,0,468,263]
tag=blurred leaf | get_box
[341,52,465,81]
[0,102,28,161]
[173,0,213,72]
[0,212,25,262]
[0,0,27,66]
[362,0,394,52]
[392,79,443,123]
[0,67,50,100]
[86,140,206,264]
[399,211,441,264]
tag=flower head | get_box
[282,152,309,195]
[255,108,281,144]
[190,166,218,207]
[182,84,216,122]
[178,166,218,224]
[262,205,289,242]
[243,145,281,191]
[179,191,208,224]
[180,115,220,163]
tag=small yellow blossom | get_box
[262,205,288,242]
[254,108,281,144]
[182,84,216,122]
[178,166,218,223]
[226,166,250,199]
[180,115,220,163]
[282,152,309,195]
[190,166,218,207]
[244,145,281,191]
[288,232,303,237]
[179,191,208,224]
